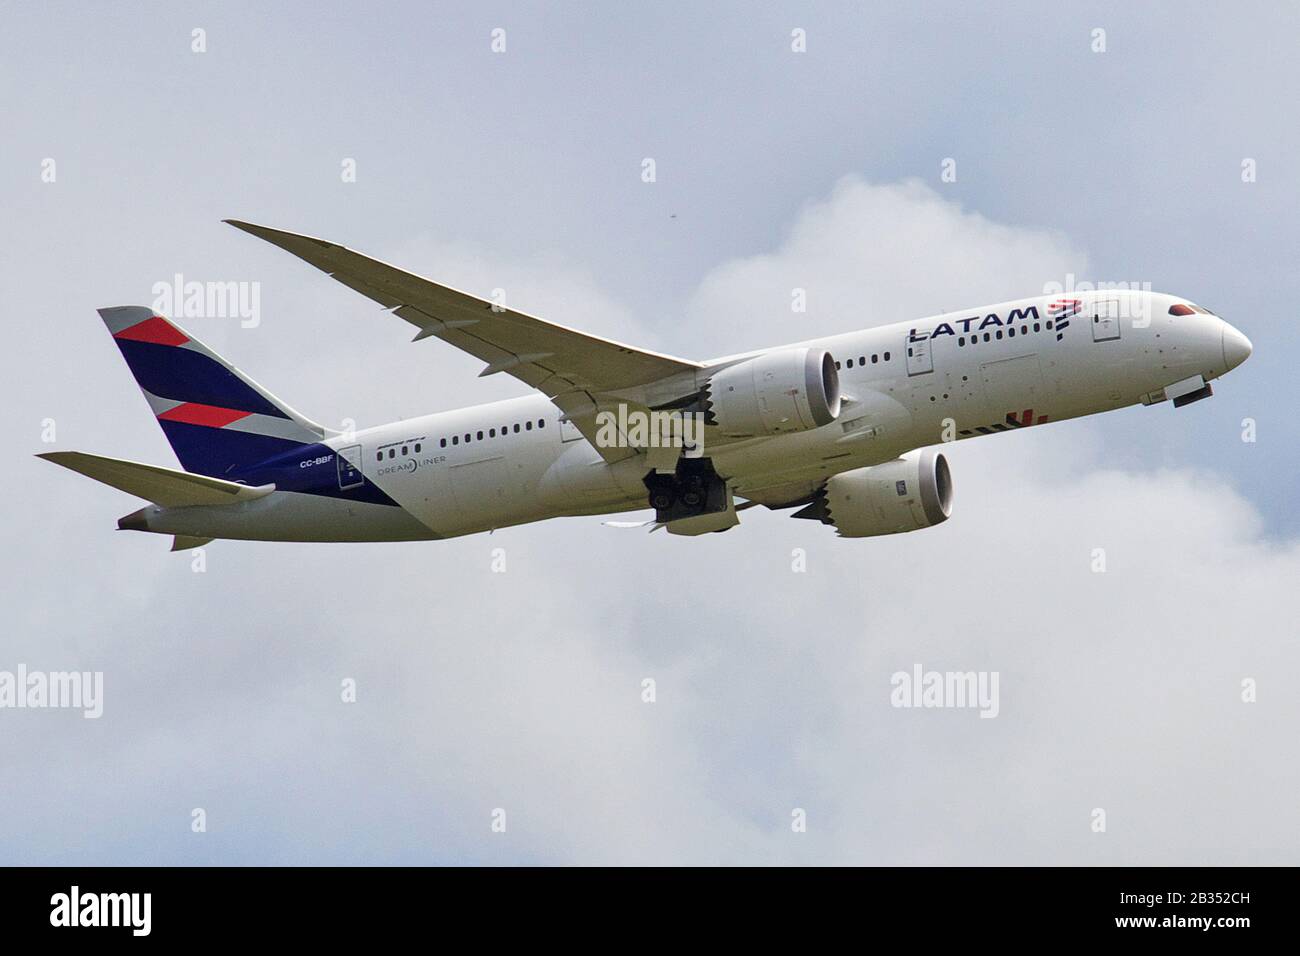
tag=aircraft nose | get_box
[1221,321,1253,372]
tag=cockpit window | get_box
[1169,302,1218,317]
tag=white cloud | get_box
[684,177,1088,355]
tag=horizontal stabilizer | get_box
[37,451,275,507]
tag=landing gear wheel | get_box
[643,457,728,524]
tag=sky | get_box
[1,1,1297,864]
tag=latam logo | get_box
[1046,298,1080,340]
[915,306,1044,341]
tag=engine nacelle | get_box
[705,348,840,437]
[795,449,953,537]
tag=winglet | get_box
[224,219,334,252]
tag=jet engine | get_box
[793,449,953,537]
[704,348,840,437]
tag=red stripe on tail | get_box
[1021,409,1034,426]
[114,316,190,347]
[158,402,252,427]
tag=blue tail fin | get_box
[98,306,326,478]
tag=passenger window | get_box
[513,424,520,433]
[1034,322,1041,332]
[489,428,496,438]
[847,358,854,368]
[872,354,878,363]
[1008,328,1016,337]
[958,337,965,346]
[1045,320,1053,329]
[538,419,545,428]
[415,443,421,453]
[440,438,446,448]
[477,431,483,440]
[452,436,459,445]
[859,356,866,365]
[401,446,408,455]
[983,333,990,342]
[388,449,395,459]
[884,351,891,361]
[996,330,1003,339]
[375,451,382,462]
[526,421,533,430]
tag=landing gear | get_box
[649,488,675,512]
[643,457,729,524]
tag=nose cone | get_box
[1221,322,1253,372]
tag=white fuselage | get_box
[148,289,1249,542]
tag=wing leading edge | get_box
[224,220,703,461]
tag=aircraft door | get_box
[447,453,511,530]
[1092,298,1121,342]
[337,444,364,490]
[906,332,934,375]
[981,354,1046,424]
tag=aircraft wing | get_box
[225,220,703,462]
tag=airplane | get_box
[38,221,1253,549]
